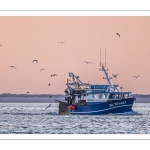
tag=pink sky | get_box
[0,16,150,94]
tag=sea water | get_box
[0,103,150,134]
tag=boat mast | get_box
[99,48,112,85]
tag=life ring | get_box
[69,105,76,110]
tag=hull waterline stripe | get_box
[71,104,132,114]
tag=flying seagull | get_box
[57,41,66,44]
[116,32,120,37]
[40,69,45,71]
[51,74,57,77]
[8,66,17,70]
[26,92,29,94]
[0,44,2,47]
[112,73,119,78]
[48,83,51,86]
[32,60,38,63]
[133,75,140,78]
[83,60,93,64]
[45,104,51,110]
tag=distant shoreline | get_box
[0,97,150,103]
[1,94,150,103]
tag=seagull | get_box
[32,60,38,63]
[116,32,120,37]
[8,66,17,70]
[49,95,52,98]
[26,92,29,94]
[51,74,57,77]
[120,87,123,92]
[83,60,93,64]
[133,75,140,78]
[45,104,51,110]
[0,44,2,47]
[48,83,51,86]
[40,69,45,71]
[112,73,119,78]
[57,41,66,44]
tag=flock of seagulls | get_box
[7,58,58,87]
[112,32,140,80]
[1,41,66,112]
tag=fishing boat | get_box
[56,63,136,115]
[56,48,136,115]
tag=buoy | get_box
[69,105,76,110]
[69,105,72,109]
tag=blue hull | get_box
[71,98,135,115]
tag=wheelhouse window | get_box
[103,94,108,99]
[115,94,122,99]
[109,94,116,99]
[92,94,103,99]
[123,94,129,99]
[98,94,103,99]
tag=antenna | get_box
[100,47,101,67]
[100,48,107,67]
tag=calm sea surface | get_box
[0,103,150,134]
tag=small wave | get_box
[108,111,142,115]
